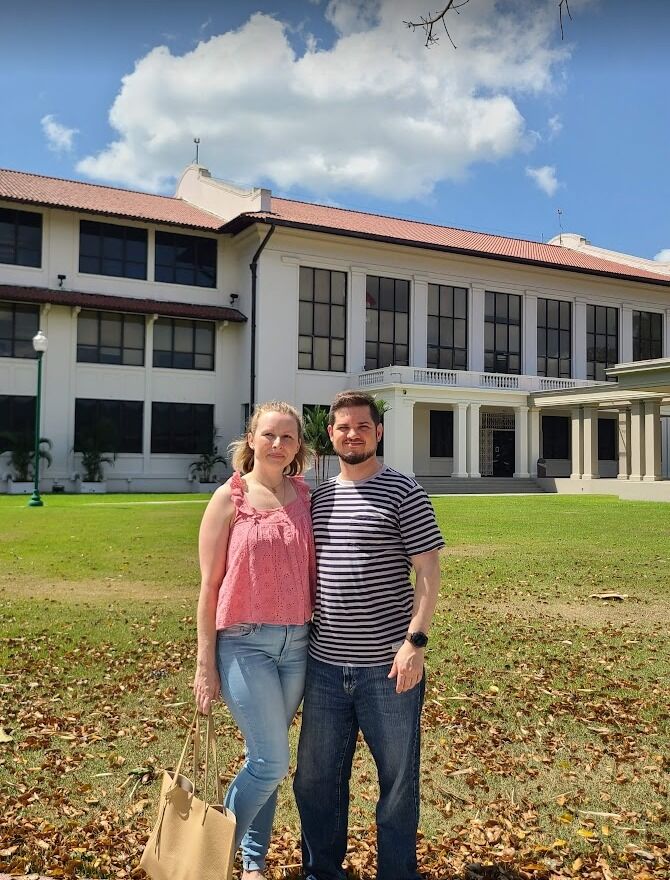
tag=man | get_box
[294,390,444,880]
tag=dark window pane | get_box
[428,285,439,316]
[331,272,346,305]
[430,410,454,457]
[314,270,330,303]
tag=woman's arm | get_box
[193,482,235,714]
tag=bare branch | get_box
[404,0,471,48]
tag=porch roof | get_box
[529,358,670,407]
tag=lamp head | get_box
[32,330,48,353]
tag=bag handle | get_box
[204,710,223,805]
[168,709,221,804]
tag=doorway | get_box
[492,430,515,476]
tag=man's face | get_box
[328,405,383,465]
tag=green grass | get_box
[0,494,668,879]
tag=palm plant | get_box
[303,406,333,485]
[79,442,116,482]
[189,432,227,484]
[0,432,52,482]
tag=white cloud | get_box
[547,114,562,138]
[41,114,78,153]
[526,164,559,196]
[78,1,571,198]
[654,249,670,263]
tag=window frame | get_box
[484,291,522,375]
[298,267,347,372]
[427,284,468,371]
[152,317,215,371]
[586,304,619,381]
[429,409,454,458]
[0,207,42,268]
[154,230,217,288]
[0,394,35,440]
[537,297,572,378]
[76,310,146,366]
[79,219,148,280]
[0,301,40,359]
[365,275,410,370]
[150,402,214,454]
[74,398,144,454]
[632,310,663,362]
[541,415,571,459]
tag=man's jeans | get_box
[216,623,309,872]
[294,655,425,880]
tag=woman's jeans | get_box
[216,623,309,872]
[294,655,425,880]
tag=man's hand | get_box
[388,640,424,694]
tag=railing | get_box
[356,366,604,393]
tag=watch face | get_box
[408,631,428,648]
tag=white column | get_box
[514,405,529,478]
[570,406,583,479]
[573,300,587,380]
[582,406,600,479]
[617,409,630,480]
[412,277,428,368]
[523,292,538,376]
[469,286,485,372]
[467,403,481,477]
[382,393,415,476]
[143,315,156,471]
[528,406,541,478]
[350,268,367,374]
[629,401,645,481]
[452,402,468,477]
[620,306,633,364]
[643,400,662,481]
[664,309,670,357]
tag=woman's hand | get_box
[193,663,220,714]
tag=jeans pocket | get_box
[219,623,257,638]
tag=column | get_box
[643,400,662,481]
[617,409,630,480]
[523,292,538,376]
[349,268,367,374]
[412,277,428,369]
[573,300,587,379]
[143,315,157,472]
[382,393,415,476]
[665,309,670,358]
[514,405,530,478]
[629,400,645,481]
[467,403,481,477]
[620,306,633,364]
[452,402,468,477]
[469,286,485,372]
[528,406,541,478]
[570,406,583,479]
[582,406,600,479]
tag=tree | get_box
[405,0,572,48]
[0,432,52,482]
[303,406,333,486]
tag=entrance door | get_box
[492,430,514,476]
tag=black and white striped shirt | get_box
[309,466,445,666]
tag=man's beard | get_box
[336,447,377,465]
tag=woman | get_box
[193,401,315,880]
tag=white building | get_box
[1,165,669,498]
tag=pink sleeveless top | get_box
[215,471,316,629]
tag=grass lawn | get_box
[0,493,668,879]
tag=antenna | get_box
[557,208,563,245]
[193,138,201,164]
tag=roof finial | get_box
[193,138,201,165]
[557,207,563,245]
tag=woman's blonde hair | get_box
[229,401,310,476]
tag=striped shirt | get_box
[310,466,445,666]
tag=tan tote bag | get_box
[140,709,236,880]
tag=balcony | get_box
[357,366,603,393]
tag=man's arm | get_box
[388,548,441,694]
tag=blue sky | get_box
[1,0,668,261]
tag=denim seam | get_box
[333,712,358,847]
[410,678,424,830]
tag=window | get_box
[633,310,663,361]
[74,398,143,453]
[155,231,217,287]
[427,285,467,370]
[153,318,214,370]
[0,395,35,440]
[151,402,214,454]
[79,220,147,279]
[298,267,347,372]
[598,418,617,461]
[541,415,570,459]
[0,207,42,267]
[484,291,522,374]
[430,410,454,458]
[587,305,618,381]
[365,275,410,370]
[77,310,145,366]
[0,301,39,359]
[537,298,571,378]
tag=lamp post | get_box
[28,330,48,508]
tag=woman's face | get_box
[249,411,300,470]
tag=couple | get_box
[193,390,444,880]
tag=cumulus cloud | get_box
[526,164,559,196]
[78,0,571,198]
[654,249,670,262]
[41,114,78,153]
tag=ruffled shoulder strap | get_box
[290,475,312,504]
[230,471,247,508]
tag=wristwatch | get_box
[406,631,429,648]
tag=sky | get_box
[1,0,669,262]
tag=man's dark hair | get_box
[328,390,381,426]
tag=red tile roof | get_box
[0,169,222,231]
[229,197,670,287]
[0,285,246,323]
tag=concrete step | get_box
[417,477,546,495]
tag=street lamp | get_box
[28,330,48,508]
